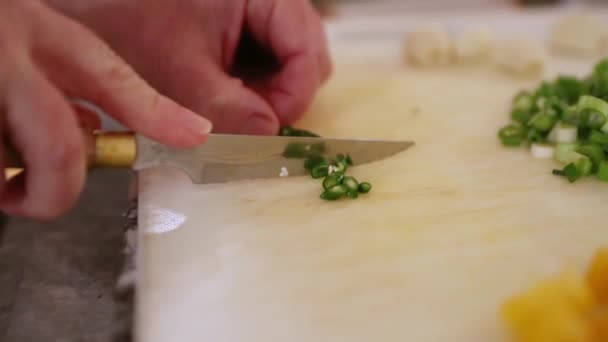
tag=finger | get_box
[309,10,333,82]
[0,63,86,220]
[246,0,326,125]
[30,7,212,148]
[166,58,279,135]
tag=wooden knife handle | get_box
[4,131,137,169]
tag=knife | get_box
[5,132,414,184]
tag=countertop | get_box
[0,170,132,342]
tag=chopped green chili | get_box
[336,153,354,166]
[311,164,329,179]
[279,126,321,137]
[331,160,348,173]
[342,176,359,192]
[358,182,372,194]
[321,185,347,200]
[304,156,327,171]
[282,142,326,159]
[280,127,373,200]
[346,190,359,199]
[323,173,344,190]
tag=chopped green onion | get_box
[561,163,581,183]
[530,143,555,159]
[577,157,593,177]
[500,58,608,185]
[594,59,608,79]
[580,109,607,129]
[498,124,526,146]
[322,173,343,190]
[526,128,545,143]
[311,164,329,179]
[589,130,608,145]
[320,185,347,201]
[528,112,558,132]
[598,161,608,181]
[358,182,372,194]
[578,126,593,140]
[511,109,533,125]
[561,105,580,126]
[575,143,604,168]
[554,76,583,104]
[577,95,608,128]
[548,122,577,143]
[513,91,534,112]
[561,151,588,166]
[534,81,554,100]
[564,163,581,182]
[540,96,565,117]
[555,143,581,164]
[585,58,608,100]
[500,137,521,146]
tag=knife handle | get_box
[4,131,137,169]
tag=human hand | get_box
[49,0,332,135]
[0,0,212,219]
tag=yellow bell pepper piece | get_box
[586,248,608,305]
[501,271,596,342]
[589,309,608,341]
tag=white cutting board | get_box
[136,8,608,342]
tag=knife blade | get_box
[134,134,414,184]
[6,132,414,184]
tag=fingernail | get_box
[181,108,213,137]
[241,114,278,135]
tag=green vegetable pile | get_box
[498,58,608,183]
[279,127,372,200]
